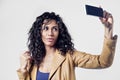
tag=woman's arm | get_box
[72,35,117,69]
[72,11,118,69]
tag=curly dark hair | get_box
[28,12,74,66]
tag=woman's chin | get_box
[45,43,55,47]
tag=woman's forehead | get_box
[43,19,57,26]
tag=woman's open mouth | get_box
[47,38,54,42]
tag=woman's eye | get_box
[43,26,48,31]
[53,27,58,31]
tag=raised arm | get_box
[72,10,117,68]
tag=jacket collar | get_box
[31,49,66,80]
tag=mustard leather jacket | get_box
[17,37,117,80]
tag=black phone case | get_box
[85,5,103,17]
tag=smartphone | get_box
[85,5,103,17]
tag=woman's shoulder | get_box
[66,50,85,55]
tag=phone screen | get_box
[85,5,103,17]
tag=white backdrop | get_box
[0,0,120,80]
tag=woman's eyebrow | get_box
[52,26,58,27]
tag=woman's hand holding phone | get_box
[85,5,114,39]
[99,11,114,39]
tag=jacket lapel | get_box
[31,65,37,80]
[49,50,65,79]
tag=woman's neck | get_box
[45,46,56,56]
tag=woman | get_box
[17,10,117,80]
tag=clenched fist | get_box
[20,51,32,73]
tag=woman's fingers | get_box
[107,13,113,24]
[104,11,113,24]
[99,10,113,28]
[20,51,32,71]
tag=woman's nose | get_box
[48,29,53,36]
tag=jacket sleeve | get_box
[17,69,30,80]
[72,35,118,69]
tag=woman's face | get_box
[41,19,59,47]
